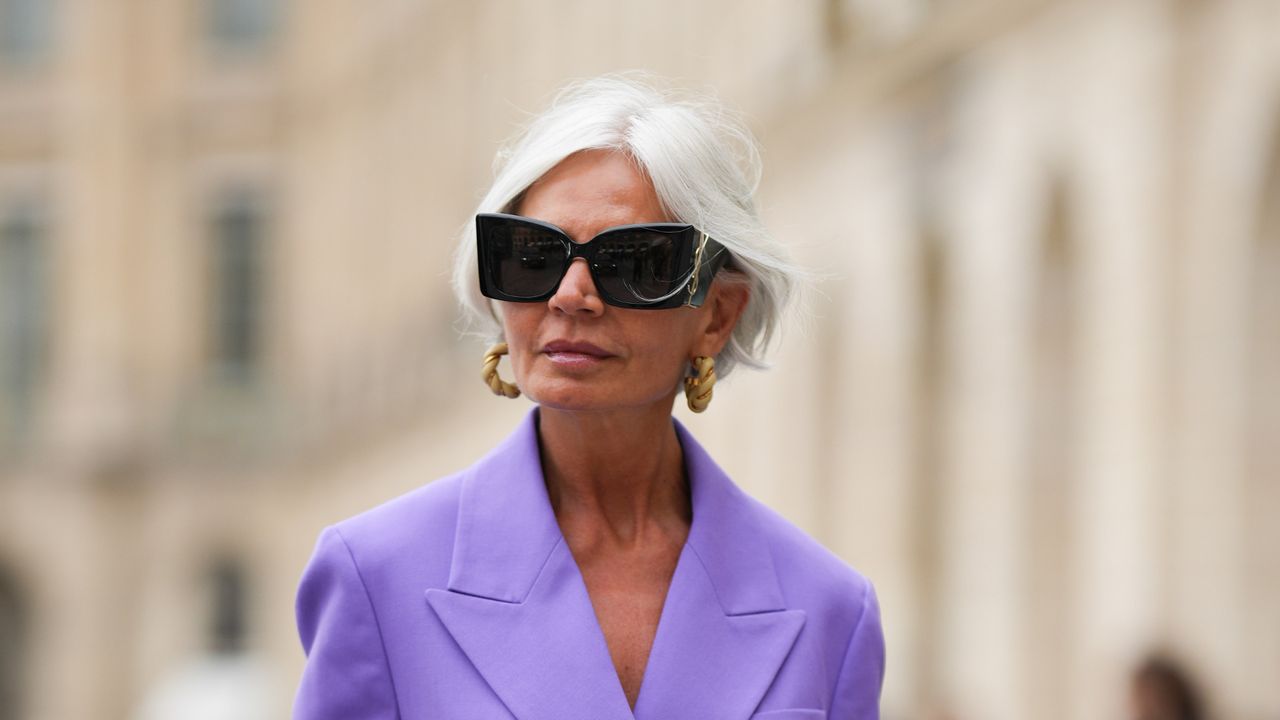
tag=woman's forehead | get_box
[517,150,670,240]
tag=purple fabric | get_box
[293,408,885,719]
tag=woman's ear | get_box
[694,280,750,358]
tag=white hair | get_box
[451,73,801,380]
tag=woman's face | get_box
[499,149,746,414]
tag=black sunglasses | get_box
[475,212,729,309]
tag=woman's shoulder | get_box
[739,491,876,622]
[321,470,467,577]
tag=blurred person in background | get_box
[1129,654,1205,720]
[291,74,885,719]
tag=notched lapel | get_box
[425,541,634,720]
[424,410,632,720]
[632,545,806,720]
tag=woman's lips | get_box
[541,340,614,368]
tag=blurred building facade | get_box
[0,1,1276,719]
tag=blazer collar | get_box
[425,408,805,719]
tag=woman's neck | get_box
[536,403,692,549]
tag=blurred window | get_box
[0,0,54,68]
[205,0,281,56]
[208,188,268,386]
[0,199,49,439]
[132,557,275,720]
[0,570,27,720]
[209,557,247,654]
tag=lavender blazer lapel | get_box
[424,411,632,720]
[632,419,806,719]
[425,411,805,719]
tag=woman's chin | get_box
[523,379,669,415]
[525,388,623,413]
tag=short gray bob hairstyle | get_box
[452,73,800,380]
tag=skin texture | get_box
[500,148,750,709]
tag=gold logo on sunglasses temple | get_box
[686,231,710,302]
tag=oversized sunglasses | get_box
[475,212,729,309]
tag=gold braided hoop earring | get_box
[683,356,716,413]
[482,342,520,398]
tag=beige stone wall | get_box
[1,1,1277,719]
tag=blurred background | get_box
[0,0,1277,719]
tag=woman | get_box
[293,75,885,719]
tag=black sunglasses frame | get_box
[475,212,729,309]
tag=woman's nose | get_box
[547,258,605,315]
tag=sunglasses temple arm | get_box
[685,237,727,308]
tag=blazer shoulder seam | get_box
[332,525,405,720]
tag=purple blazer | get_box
[293,409,885,719]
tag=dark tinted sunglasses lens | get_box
[591,229,692,304]
[483,222,567,298]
